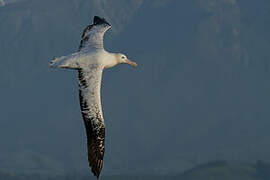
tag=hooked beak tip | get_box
[125,59,138,67]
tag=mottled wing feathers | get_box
[78,65,105,178]
[79,16,111,51]
[79,24,93,50]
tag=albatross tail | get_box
[50,53,80,69]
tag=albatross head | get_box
[116,53,137,67]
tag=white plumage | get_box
[50,16,137,178]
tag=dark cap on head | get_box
[93,16,111,26]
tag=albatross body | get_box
[50,16,137,178]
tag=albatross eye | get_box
[122,56,125,59]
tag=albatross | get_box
[50,16,137,178]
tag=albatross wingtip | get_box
[93,16,111,26]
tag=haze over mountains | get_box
[0,0,270,176]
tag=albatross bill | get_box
[125,59,138,67]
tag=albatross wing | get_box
[79,16,111,51]
[78,64,105,178]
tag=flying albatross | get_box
[50,16,137,178]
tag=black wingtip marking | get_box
[93,16,111,26]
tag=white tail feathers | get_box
[50,56,65,68]
[49,53,80,69]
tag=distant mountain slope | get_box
[0,0,270,175]
[180,161,258,180]
[1,161,270,180]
